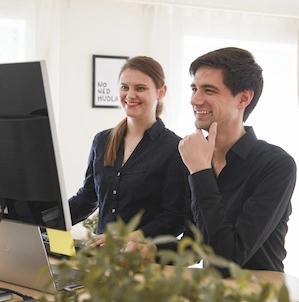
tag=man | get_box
[177,46,297,272]
[129,47,297,274]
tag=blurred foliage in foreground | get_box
[40,212,290,302]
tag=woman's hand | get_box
[88,233,106,247]
[125,241,157,261]
[88,230,144,247]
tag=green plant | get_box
[83,213,98,234]
[41,212,291,302]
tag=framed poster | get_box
[92,55,128,108]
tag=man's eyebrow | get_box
[190,83,219,91]
[203,84,219,91]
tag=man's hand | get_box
[178,122,217,174]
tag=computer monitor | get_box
[0,60,72,231]
[0,61,76,294]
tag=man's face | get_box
[190,67,241,131]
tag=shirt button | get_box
[113,190,117,195]
[111,208,116,213]
[117,172,121,176]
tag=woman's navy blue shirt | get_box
[69,118,188,237]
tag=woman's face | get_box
[119,68,165,121]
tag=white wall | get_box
[57,0,148,196]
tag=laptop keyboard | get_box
[54,277,84,292]
[51,263,84,292]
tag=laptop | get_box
[0,219,83,295]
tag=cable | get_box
[0,287,35,300]
[0,199,5,222]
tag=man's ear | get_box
[239,89,254,109]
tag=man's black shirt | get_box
[188,126,296,272]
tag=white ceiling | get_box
[123,0,299,18]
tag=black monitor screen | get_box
[0,61,71,230]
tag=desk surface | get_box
[251,270,299,301]
[1,269,299,301]
[0,280,53,301]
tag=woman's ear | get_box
[157,84,167,101]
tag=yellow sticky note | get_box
[46,228,76,256]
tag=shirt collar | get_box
[230,126,258,160]
[145,118,165,141]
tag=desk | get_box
[251,270,299,301]
[0,280,54,301]
[162,267,299,302]
[1,269,299,301]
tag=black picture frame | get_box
[92,55,128,108]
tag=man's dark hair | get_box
[189,47,263,122]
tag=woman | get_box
[69,56,188,243]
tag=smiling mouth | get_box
[125,101,140,106]
[126,100,138,104]
[194,110,212,115]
